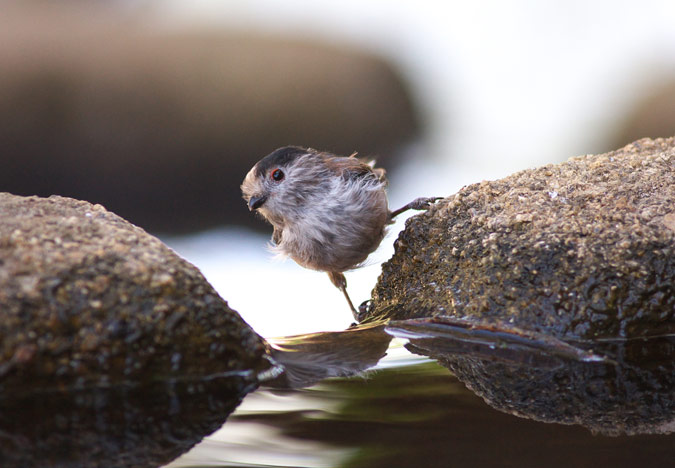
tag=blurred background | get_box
[2,0,675,336]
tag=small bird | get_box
[241,146,438,321]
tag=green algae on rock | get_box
[0,193,277,392]
[366,137,675,341]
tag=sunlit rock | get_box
[367,137,675,434]
[0,193,277,392]
[367,137,674,339]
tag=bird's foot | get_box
[390,196,442,219]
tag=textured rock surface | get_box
[366,137,675,435]
[366,137,675,341]
[0,193,275,392]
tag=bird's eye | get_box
[271,168,285,182]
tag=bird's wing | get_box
[327,154,387,184]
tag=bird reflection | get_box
[263,317,674,436]
[265,322,392,388]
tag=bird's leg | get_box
[327,271,359,321]
[389,197,442,220]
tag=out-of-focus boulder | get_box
[0,4,420,233]
[610,78,675,150]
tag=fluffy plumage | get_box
[242,146,437,320]
[242,146,389,272]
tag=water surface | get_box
[168,341,675,468]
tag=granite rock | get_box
[366,137,675,435]
[367,137,675,341]
[0,193,276,392]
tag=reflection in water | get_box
[174,359,675,468]
[167,387,357,468]
[172,323,674,467]
[386,316,613,368]
[266,323,392,388]
[0,376,253,468]
[385,317,675,436]
[2,323,673,467]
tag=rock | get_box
[366,137,675,340]
[0,193,277,392]
[0,4,420,233]
[365,137,675,435]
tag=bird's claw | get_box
[410,196,442,210]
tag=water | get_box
[169,359,675,468]
[167,323,675,467]
[1,322,672,467]
[163,317,674,467]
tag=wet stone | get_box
[365,137,675,435]
[366,137,675,341]
[0,193,275,392]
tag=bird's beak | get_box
[248,194,267,211]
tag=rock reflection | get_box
[386,316,675,435]
[0,376,254,468]
[212,361,675,468]
[264,319,674,436]
[3,321,672,467]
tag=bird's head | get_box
[241,146,322,225]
